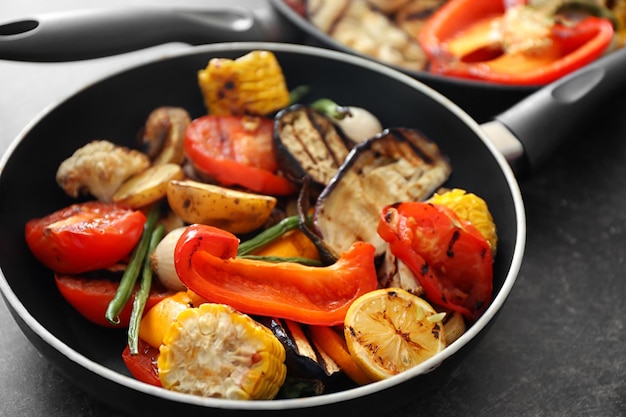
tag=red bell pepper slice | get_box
[377,202,493,322]
[173,224,378,326]
[184,114,297,196]
[419,0,615,85]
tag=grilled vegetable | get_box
[236,214,304,256]
[308,0,429,71]
[122,339,162,387]
[395,0,447,41]
[128,223,165,354]
[428,188,498,255]
[138,106,190,166]
[197,50,290,116]
[166,179,277,235]
[157,303,287,400]
[105,205,160,325]
[274,105,353,187]
[442,310,467,345]
[173,224,378,326]
[150,227,187,291]
[112,163,184,209]
[56,140,150,203]
[378,201,493,322]
[377,247,424,296]
[184,114,296,196]
[139,290,206,349]
[261,317,341,381]
[308,325,374,385]
[25,202,146,274]
[419,0,615,85]
[310,98,383,144]
[54,270,172,328]
[311,128,451,258]
[250,228,319,261]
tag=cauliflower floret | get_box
[56,140,150,202]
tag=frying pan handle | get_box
[0,7,277,62]
[492,47,626,174]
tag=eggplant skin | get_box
[274,105,353,187]
[259,317,340,382]
[314,128,452,257]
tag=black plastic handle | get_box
[0,7,287,62]
[494,46,626,172]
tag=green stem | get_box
[105,205,160,325]
[237,215,306,256]
[310,98,351,120]
[289,85,310,104]
[128,223,165,355]
[238,254,323,266]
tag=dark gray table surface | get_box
[1,1,625,416]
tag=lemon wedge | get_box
[344,288,446,381]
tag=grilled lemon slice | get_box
[344,288,446,381]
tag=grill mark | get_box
[390,129,436,165]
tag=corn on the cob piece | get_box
[198,50,290,117]
[429,188,498,254]
[139,290,206,349]
[157,303,287,400]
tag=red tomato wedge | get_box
[55,272,173,328]
[25,202,146,274]
[378,202,493,322]
[184,115,296,195]
[122,339,162,387]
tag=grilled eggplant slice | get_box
[377,247,424,295]
[274,105,353,187]
[313,128,451,257]
[307,0,428,71]
[395,0,447,41]
[261,317,341,382]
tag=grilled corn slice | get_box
[158,303,287,400]
[429,188,498,254]
[198,50,290,116]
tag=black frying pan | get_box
[0,3,559,121]
[268,0,540,120]
[0,41,624,416]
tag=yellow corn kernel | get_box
[157,303,287,400]
[198,50,290,116]
[429,188,498,254]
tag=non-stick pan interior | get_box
[0,43,522,415]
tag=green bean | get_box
[288,85,310,105]
[128,224,165,355]
[105,205,160,325]
[238,254,323,267]
[237,215,306,256]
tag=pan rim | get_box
[0,41,526,411]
